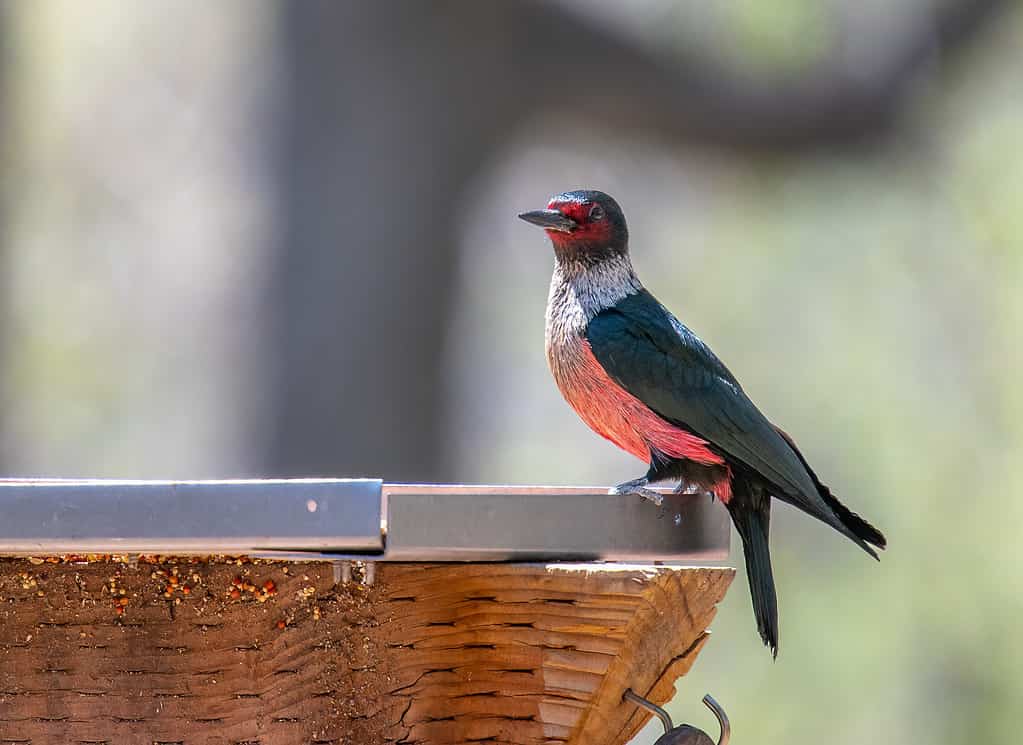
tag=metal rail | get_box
[0,479,729,562]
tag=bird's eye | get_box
[589,204,605,221]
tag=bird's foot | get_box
[609,478,663,507]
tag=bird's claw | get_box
[609,483,664,506]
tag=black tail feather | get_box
[727,496,778,657]
[773,426,887,555]
[820,486,886,552]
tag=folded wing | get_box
[586,290,879,555]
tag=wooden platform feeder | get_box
[0,480,735,745]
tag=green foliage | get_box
[644,18,1023,744]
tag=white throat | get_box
[545,254,642,337]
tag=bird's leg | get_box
[609,476,664,507]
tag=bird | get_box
[519,189,885,656]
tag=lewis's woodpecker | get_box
[519,190,885,656]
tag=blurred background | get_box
[0,1,1020,743]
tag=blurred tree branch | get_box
[549,0,1007,149]
[261,0,1006,480]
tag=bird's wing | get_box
[586,290,832,518]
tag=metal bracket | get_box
[384,483,728,561]
[0,479,729,562]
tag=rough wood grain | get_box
[0,559,732,745]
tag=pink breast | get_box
[551,338,725,468]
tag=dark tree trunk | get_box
[260,0,1005,481]
[262,3,520,480]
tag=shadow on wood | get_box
[0,559,732,745]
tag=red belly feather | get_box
[554,339,725,466]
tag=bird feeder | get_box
[0,479,734,744]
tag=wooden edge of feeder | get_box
[0,558,734,745]
[562,565,734,745]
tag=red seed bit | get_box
[276,619,286,630]
[262,580,276,594]
[229,588,241,600]
[115,606,124,616]
[182,586,191,595]
[232,576,243,588]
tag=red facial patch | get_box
[545,197,611,245]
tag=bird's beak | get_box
[518,209,576,233]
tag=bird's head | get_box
[518,190,628,265]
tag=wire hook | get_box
[623,689,730,745]
[623,688,674,732]
[702,694,730,745]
